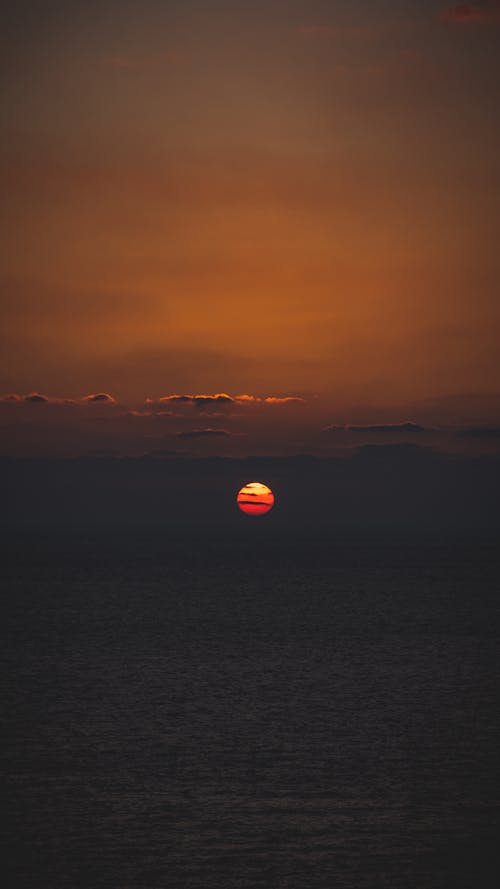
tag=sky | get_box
[1,0,499,456]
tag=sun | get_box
[237,481,274,516]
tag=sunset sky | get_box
[1,0,499,456]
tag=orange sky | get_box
[1,1,499,454]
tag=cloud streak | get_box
[264,396,305,404]
[0,393,23,403]
[24,392,49,403]
[156,393,233,408]
[147,393,306,410]
[1,390,306,412]
[324,422,427,434]
[82,393,117,404]
[0,392,117,405]
[176,428,234,439]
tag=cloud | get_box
[176,428,233,439]
[154,393,234,408]
[440,2,500,24]
[0,391,115,406]
[0,392,79,406]
[82,393,117,404]
[457,426,500,438]
[24,392,49,403]
[189,394,233,407]
[324,422,427,433]
[264,396,305,405]
[148,393,306,410]
[2,390,307,412]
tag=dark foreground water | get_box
[2,534,500,888]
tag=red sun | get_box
[237,481,275,516]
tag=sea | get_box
[2,531,499,888]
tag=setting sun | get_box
[236,482,274,516]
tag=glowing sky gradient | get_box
[1,1,499,455]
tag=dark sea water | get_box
[2,533,500,889]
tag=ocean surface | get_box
[2,532,500,888]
